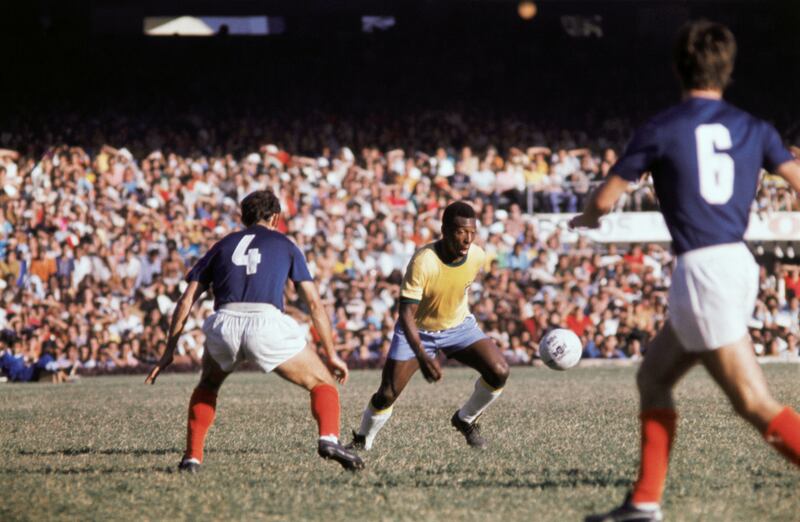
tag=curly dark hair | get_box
[441,201,476,230]
[240,190,282,227]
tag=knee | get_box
[372,388,397,410]
[635,367,648,393]
[729,387,774,425]
[304,373,335,391]
[636,366,667,402]
[197,378,222,395]
[484,360,510,389]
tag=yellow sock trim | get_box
[478,377,504,394]
[369,404,394,416]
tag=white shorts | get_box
[203,303,309,373]
[668,242,758,352]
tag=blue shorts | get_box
[388,314,488,361]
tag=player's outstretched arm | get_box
[145,281,206,384]
[297,280,349,384]
[569,174,630,229]
[399,301,442,383]
[776,159,800,196]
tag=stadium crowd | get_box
[0,125,798,382]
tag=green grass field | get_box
[1,365,798,521]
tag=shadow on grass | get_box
[14,447,266,457]
[15,448,178,457]
[746,466,796,490]
[1,466,176,475]
[373,468,633,490]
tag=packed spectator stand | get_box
[1,110,798,382]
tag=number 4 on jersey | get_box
[695,123,734,204]
[232,234,262,275]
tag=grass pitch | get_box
[1,365,798,521]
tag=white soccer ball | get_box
[539,328,583,370]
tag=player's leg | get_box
[450,337,509,390]
[273,345,364,470]
[352,357,420,450]
[371,357,421,409]
[446,319,509,448]
[624,244,749,510]
[273,344,339,440]
[237,307,362,470]
[700,335,800,466]
[242,308,340,441]
[586,324,697,521]
[630,324,698,507]
[351,324,428,450]
[450,337,508,418]
[181,351,231,472]
[181,310,243,472]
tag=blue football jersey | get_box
[186,226,312,310]
[612,97,793,255]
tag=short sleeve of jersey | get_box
[761,122,794,173]
[400,251,429,303]
[288,243,313,283]
[186,244,218,286]
[611,121,660,182]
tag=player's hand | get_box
[568,213,601,230]
[326,354,349,385]
[144,352,174,385]
[416,353,442,383]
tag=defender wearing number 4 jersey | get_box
[571,20,800,522]
[145,189,364,472]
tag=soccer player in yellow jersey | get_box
[350,201,509,449]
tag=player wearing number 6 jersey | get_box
[145,189,364,472]
[572,20,800,522]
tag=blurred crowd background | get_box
[2,133,798,382]
[2,0,799,382]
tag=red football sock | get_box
[631,408,677,505]
[310,384,340,439]
[185,387,217,463]
[764,406,800,466]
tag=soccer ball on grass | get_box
[539,328,582,370]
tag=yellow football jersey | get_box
[400,242,486,331]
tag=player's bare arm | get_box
[776,158,800,194]
[569,174,631,229]
[399,301,442,383]
[145,280,207,384]
[297,280,349,384]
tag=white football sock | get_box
[631,502,660,512]
[318,435,338,444]
[356,401,394,450]
[457,377,504,424]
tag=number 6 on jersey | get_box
[695,123,734,204]
[232,234,262,275]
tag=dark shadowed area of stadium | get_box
[1,367,798,521]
